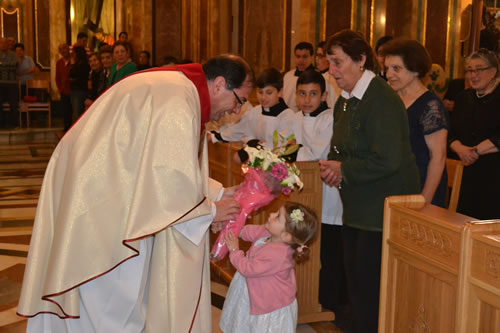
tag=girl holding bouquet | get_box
[219,202,318,333]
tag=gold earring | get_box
[360,66,364,72]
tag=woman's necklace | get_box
[476,79,499,98]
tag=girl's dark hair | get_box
[326,29,376,71]
[256,67,283,90]
[296,69,326,93]
[382,38,432,79]
[283,202,318,263]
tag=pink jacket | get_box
[229,225,296,315]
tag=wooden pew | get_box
[208,141,334,324]
[379,194,500,333]
[456,220,500,333]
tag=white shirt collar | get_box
[340,70,376,100]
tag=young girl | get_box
[219,202,318,333]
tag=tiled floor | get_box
[0,127,342,332]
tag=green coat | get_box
[107,62,137,87]
[329,76,420,231]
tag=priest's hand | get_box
[222,185,241,199]
[213,199,240,223]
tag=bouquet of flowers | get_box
[211,133,303,261]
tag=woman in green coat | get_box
[107,41,137,87]
[319,29,420,333]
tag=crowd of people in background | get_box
[54,31,190,133]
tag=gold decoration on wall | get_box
[0,7,20,41]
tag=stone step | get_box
[0,128,62,145]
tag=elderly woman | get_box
[449,49,500,219]
[319,29,419,333]
[384,39,449,207]
[107,41,137,87]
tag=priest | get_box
[17,55,254,332]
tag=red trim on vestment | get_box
[64,64,210,138]
[17,197,207,320]
[142,64,211,133]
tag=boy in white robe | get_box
[280,70,349,325]
[282,42,316,112]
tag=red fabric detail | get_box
[17,198,207,320]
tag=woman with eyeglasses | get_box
[449,49,500,219]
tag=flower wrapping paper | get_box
[210,167,279,261]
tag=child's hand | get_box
[224,231,239,252]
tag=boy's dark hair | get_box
[119,31,128,38]
[14,43,24,50]
[140,50,151,60]
[162,55,178,65]
[99,45,113,55]
[295,42,314,56]
[317,41,326,51]
[256,67,283,90]
[375,35,394,54]
[296,69,326,94]
[77,32,88,40]
[283,202,318,263]
[203,54,254,90]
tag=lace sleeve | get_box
[420,99,449,135]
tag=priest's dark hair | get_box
[296,69,326,94]
[256,67,283,90]
[327,29,376,72]
[203,54,254,90]
[295,41,314,56]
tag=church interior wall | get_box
[1,0,497,99]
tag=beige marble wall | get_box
[115,0,153,63]
[289,0,317,71]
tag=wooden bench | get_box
[379,194,500,332]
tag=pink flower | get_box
[282,186,292,195]
[271,163,288,181]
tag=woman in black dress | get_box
[384,39,449,207]
[449,49,500,219]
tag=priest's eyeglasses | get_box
[233,90,245,106]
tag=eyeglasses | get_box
[465,67,492,75]
[233,90,245,106]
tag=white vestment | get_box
[282,69,299,112]
[18,69,222,332]
[279,107,343,225]
[213,102,294,149]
